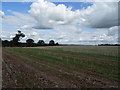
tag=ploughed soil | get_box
[2,50,118,88]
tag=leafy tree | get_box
[2,40,9,47]
[26,39,34,47]
[49,40,55,45]
[37,40,45,46]
[12,31,25,46]
[55,42,59,45]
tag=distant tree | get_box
[37,40,45,46]
[55,42,59,45]
[12,31,25,46]
[49,40,55,45]
[26,39,34,47]
[2,40,10,47]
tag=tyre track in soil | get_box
[2,50,118,88]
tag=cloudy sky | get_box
[0,0,119,45]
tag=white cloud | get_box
[2,0,119,29]
[79,2,118,28]
[2,10,36,29]
[28,0,119,29]
[20,25,32,29]
[1,0,119,45]
[0,11,5,16]
[28,0,79,29]
[107,26,119,36]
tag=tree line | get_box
[1,31,59,47]
[98,44,120,46]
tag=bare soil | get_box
[2,50,119,88]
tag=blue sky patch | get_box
[2,2,93,15]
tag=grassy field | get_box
[2,46,119,88]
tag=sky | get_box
[0,0,119,45]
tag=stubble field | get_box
[2,46,119,88]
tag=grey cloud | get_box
[79,2,118,28]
